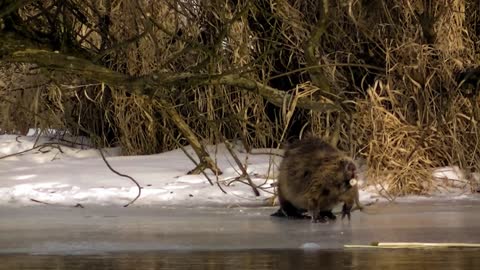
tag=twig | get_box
[30,198,53,205]
[180,144,219,188]
[224,140,260,196]
[160,125,220,190]
[98,148,142,207]
[345,242,480,249]
[30,198,84,208]
[212,144,227,194]
[244,150,284,158]
[223,176,275,195]
[0,143,65,160]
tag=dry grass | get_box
[304,0,480,196]
[1,0,480,196]
[355,82,438,196]
[352,79,479,196]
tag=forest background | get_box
[0,0,479,197]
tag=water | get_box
[2,249,480,270]
[2,201,480,268]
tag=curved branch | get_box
[209,74,340,112]
[0,30,341,112]
[98,148,142,207]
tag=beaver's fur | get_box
[272,138,358,222]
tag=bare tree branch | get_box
[0,30,341,113]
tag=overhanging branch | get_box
[0,31,341,113]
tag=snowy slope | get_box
[0,134,280,207]
[0,134,477,207]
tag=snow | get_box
[0,134,280,207]
[0,134,478,208]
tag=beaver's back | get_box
[277,138,349,210]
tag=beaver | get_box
[271,137,358,222]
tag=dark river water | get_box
[2,249,480,270]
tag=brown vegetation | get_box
[0,0,479,196]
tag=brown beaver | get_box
[271,137,358,222]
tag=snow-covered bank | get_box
[0,135,281,207]
[0,134,477,207]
